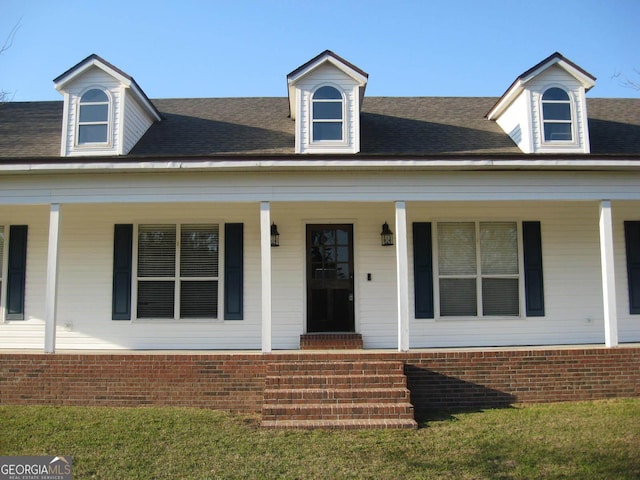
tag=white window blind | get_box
[180,225,219,319]
[438,223,477,316]
[137,224,219,319]
[437,222,519,317]
[137,225,176,318]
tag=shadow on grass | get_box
[405,365,516,428]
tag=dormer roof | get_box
[486,52,596,121]
[286,50,368,119]
[53,54,161,121]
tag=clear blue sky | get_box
[2,0,639,102]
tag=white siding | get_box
[408,201,605,348]
[3,170,640,205]
[122,93,155,154]
[270,202,397,349]
[0,206,49,349]
[495,90,533,152]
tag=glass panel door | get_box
[306,224,354,332]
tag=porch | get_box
[1,169,640,352]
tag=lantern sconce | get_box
[270,222,280,247]
[380,221,394,246]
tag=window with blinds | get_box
[437,222,519,317]
[137,224,219,319]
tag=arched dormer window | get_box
[541,87,573,142]
[312,86,343,142]
[78,88,110,144]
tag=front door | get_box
[306,224,355,332]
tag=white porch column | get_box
[260,201,272,353]
[599,200,619,347]
[44,203,61,354]
[395,201,410,352]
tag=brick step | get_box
[260,419,418,430]
[268,361,404,375]
[261,360,417,429]
[300,333,363,350]
[261,402,415,421]
[263,387,411,404]
[265,374,407,388]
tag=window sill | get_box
[132,318,223,324]
[432,315,526,322]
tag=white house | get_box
[1,51,639,353]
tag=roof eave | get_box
[2,154,640,175]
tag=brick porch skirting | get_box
[1,346,638,414]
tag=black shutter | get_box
[413,222,434,319]
[624,221,640,314]
[224,223,243,320]
[112,224,133,320]
[6,225,28,320]
[523,221,545,317]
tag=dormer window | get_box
[312,86,344,142]
[542,87,572,142]
[78,88,110,145]
[486,53,595,154]
[287,51,368,154]
[55,54,161,156]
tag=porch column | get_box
[44,203,61,354]
[260,201,272,353]
[599,200,619,347]
[395,201,410,352]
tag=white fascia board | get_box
[287,55,367,86]
[2,157,640,175]
[54,58,132,91]
[522,57,596,90]
[486,80,524,120]
[127,83,162,122]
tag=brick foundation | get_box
[1,346,638,414]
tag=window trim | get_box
[132,222,224,322]
[75,87,112,148]
[432,220,525,320]
[540,86,576,145]
[309,84,348,146]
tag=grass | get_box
[1,399,639,479]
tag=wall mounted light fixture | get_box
[380,221,394,246]
[270,222,280,247]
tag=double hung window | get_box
[136,224,219,319]
[437,222,520,317]
[541,87,573,142]
[78,88,110,144]
[312,86,343,141]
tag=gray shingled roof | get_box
[0,97,639,160]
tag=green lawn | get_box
[1,399,638,479]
